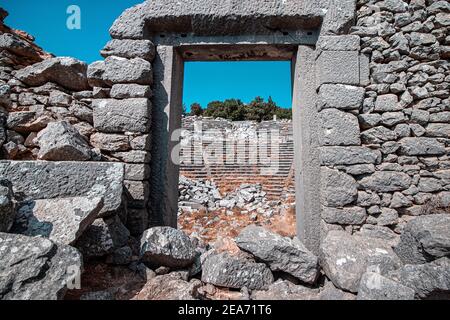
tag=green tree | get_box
[192,97,291,122]
[189,103,204,116]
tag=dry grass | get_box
[179,203,297,244]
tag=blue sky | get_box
[2,0,292,110]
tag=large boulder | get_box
[201,251,274,290]
[14,57,89,91]
[12,197,103,245]
[0,232,82,300]
[235,226,318,284]
[0,179,15,232]
[319,231,402,293]
[394,214,450,264]
[140,227,197,268]
[357,272,415,300]
[36,121,93,161]
[0,161,124,217]
[387,258,450,300]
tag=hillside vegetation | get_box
[185,97,292,122]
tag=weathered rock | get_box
[93,98,151,133]
[0,179,15,232]
[319,231,402,293]
[0,33,41,59]
[6,111,51,133]
[140,227,198,268]
[251,280,320,300]
[319,281,356,300]
[36,121,93,161]
[322,207,367,225]
[374,94,401,112]
[320,146,380,165]
[359,171,411,192]
[235,226,318,284]
[90,133,130,152]
[394,214,450,265]
[134,272,202,300]
[319,109,361,146]
[14,57,89,91]
[399,137,446,156]
[75,216,130,258]
[321,167,358,207]
[387,258,450,299]
[357,272,415,300]
[0,161,124,217]
[90,56,153,86]
[0,232,82,300]
[110,83,152,99]
[201,251,274,290]
[12,197,103,245]
[318,84,365,110]
[101,39,156,61]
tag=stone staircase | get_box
[180,117,295,201]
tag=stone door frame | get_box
[108,0,364,254]
[149,38,321,252]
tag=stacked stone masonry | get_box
[0,0,449,251]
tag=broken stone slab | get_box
[357,272,415,300]
[394,214,450,265]
[36,121,94,161]
[201,251,274,290]
[0,232,82,300]
[14,57,89,91]
[319,230,402,293]
[140,227,198,269]
[387,258,450,300]
[0,161,124,217]
[235,225,318,284]
[12,197,103,245]
[75,215,130,258]
[251,279,320,300]
[0,179,15,232]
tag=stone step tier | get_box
[180,122,295,200]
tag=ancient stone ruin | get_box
[0,0,449,300]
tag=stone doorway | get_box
[148,40,321,251]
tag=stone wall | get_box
[0,9,153,235]
[318,0,449,240]
[1,0,449,248]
